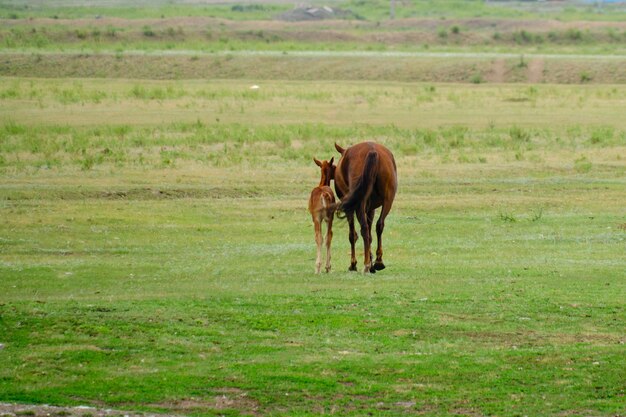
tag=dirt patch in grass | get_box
[2,53,625,83]
[0,391,260,417]
[0,403,181,417]
[148,391,260,415]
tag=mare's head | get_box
[313,157,335,187]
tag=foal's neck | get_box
[319,171,331,187]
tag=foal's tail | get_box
[338,150,378,217]
[313,188,336,214]
[320,190,334,211]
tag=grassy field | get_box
[2,0,626,21]
[1,77,625,416]
[1,0,625,416]
[2,0,626,84]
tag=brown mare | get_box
[308,157,336,274]
[334,142,397,274]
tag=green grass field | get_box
[1,77,625,416]
[1,0,625,416]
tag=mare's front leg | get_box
[347,213,358,271]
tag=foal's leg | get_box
[314,219,323,274]
[347,213,358,271]
[374,201,393,271]
[324,216,333,273]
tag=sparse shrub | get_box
[517,55,528,68]
[470,72,483,84]
[105,25,117,37]
[574,155,592,173]
[509,126,530,142]
[590,126,613,144]
[492,31,501,41]
[566,28,583,41]
[513,30,533,44]
[451,25,460,35]
[231,4,267,12]
[3,120,27,135]
[75,29,88,39]
[437,27,448,39]
[142,26,155,37]
[580,72,592,83]
[499,211,517,223]
[422,129,437,146]
[80,154,95,170]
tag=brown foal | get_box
[308,157,336,274]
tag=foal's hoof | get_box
[348,263,358,272]
[373,262,386,271]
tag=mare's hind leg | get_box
[347,213,358,271]
[314,220,323,274]
[366,208,376,273]
[358,205,373,274]
[374,201,393,271]
[324,216,333,273]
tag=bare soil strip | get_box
[0,402,183,417]
[1,52,624,83]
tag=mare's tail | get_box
[338,151,378,217]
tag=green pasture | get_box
[2,0,626,57]
[2,19,625,56]
[1,78,625,416]
[2,0,626,21]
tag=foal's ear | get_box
[334,143,345,154]
[313,157,322,167]
[329,157,334,165]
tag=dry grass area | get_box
[0,402,186,417]
[1,53,625,83]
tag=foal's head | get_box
[313,157,335,187]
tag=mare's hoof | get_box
[363,265,376,274]
[373,262,386,271]
[348,264,358,272]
